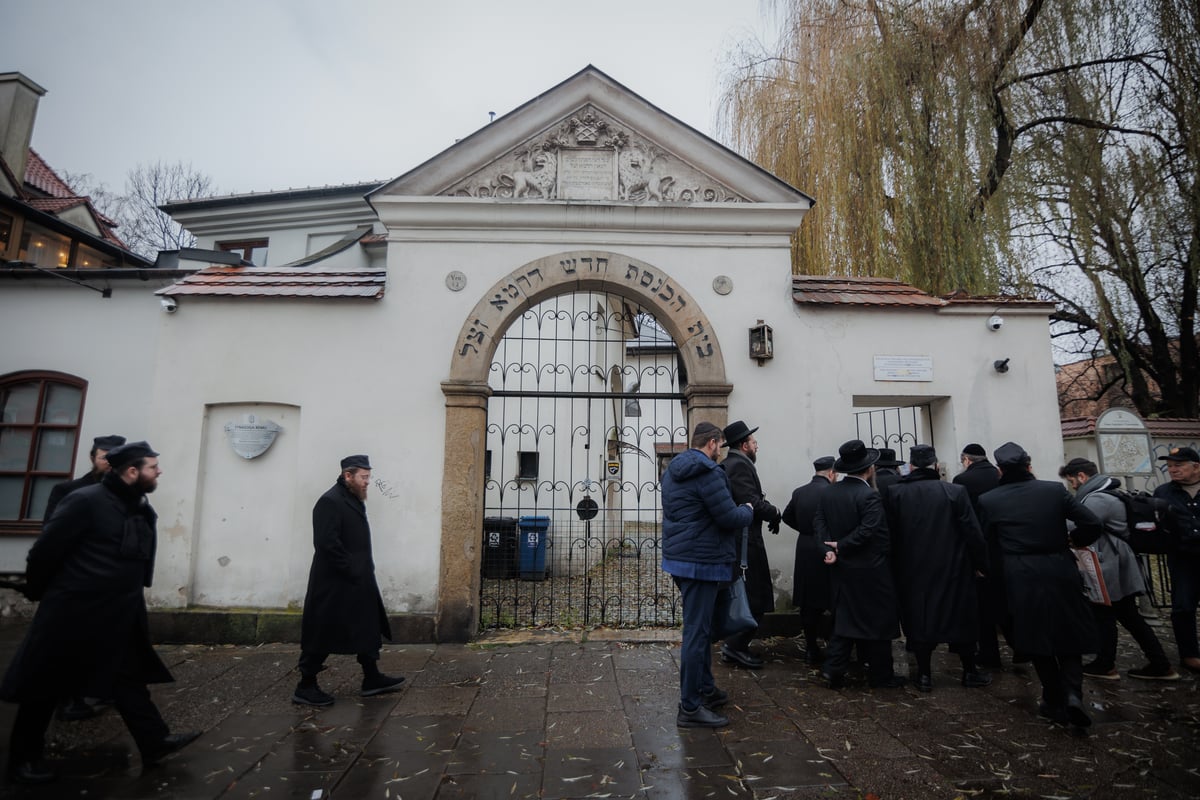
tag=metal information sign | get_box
[223,414,282,459]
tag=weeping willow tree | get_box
[722,0,1199,416]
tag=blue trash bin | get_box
[517,516,550,580]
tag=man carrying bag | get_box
[661,422,753,728]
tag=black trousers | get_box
[8,668,168,764]
[824,636,894,684]
[1091,595,1170,671]
[1032,654,1084,709]
[298,650,378,677]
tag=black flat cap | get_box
[105,441,159,469]
[909,445,937,468]
[341,454,372,471]
[994,442,1030,467]
[93,435,126,451]
[813,456,835,471]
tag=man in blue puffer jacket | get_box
[661,421,754,728]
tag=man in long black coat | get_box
[977,442,1103,730]
[43,433,126,723]
[953,442,1007,667]
[1,441,199,784]
[294,454,404,706]
[719,420,781,669]
[883,445,989,692]
[42,434,125,522]
[781,455,836,664]
[815,440,905,689]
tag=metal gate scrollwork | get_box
[479,291,687,630]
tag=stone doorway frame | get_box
[437,250,731,641]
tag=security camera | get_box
[986,314,1004,331]
[160,297,178,313]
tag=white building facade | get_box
[1,68,1062,641]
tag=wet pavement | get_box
[1,620,1199,799]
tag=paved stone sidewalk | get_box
[1,624,1199,799]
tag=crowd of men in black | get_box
[2,438,401,785]
[662,420,1200,731]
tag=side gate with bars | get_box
[479,292,688,630]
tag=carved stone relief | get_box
[443,106,747,204]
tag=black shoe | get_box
[962,670,993,688]
[805,645,825,666]
[143,731,202,765]
[292,682,335,707]
[361,673,406,697]
[676,703,729,728]
[869,674,906,689]
[57,697,101,722]
[699,686,728,709]
[820,671,846,690]
[7,759,55,785]
[1065,694,1092,729]
[720,646,764,669]
[1128,663,1181,681]
[915,673,933,693]
[1038,702,1068,725]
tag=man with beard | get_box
[293,454,405,706]
[43,434,125,521]
[2,441,200,784]
[781,455,837,665]
[977,442,1102,731]
[1153,446,1200,674]
[816,440,905,689]
[44,434,126,723]
[719,420,782,669]
[872,448,904,492]
[883,445,990,692]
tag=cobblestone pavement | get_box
[1,621,1199,799]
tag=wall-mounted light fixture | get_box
[994,358,1010,374]
[749,320,773,365]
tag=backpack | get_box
[1101,489,1177,553]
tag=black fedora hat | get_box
[722,420,758,448]
[875,448,904,468]
[834,439,880,473]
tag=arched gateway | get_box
[438,251,730,640]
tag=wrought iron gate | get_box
[854,405,933,465]
[479,292,687,630]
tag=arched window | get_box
[0,371,87,532]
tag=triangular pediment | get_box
[372,66,812,207]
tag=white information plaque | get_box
[873,355,934,382]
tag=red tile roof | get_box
[792,275,1055,309]
[1062,415,1200,439]
[27,197,88,214]
[24,149,76,198]
[160,266,387,299]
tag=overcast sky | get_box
[6,0,775,197]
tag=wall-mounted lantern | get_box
[749,320,774,365]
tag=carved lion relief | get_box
[444,107,745,204]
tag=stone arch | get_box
[436,250,732,640]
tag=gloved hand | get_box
[768,516,781,534]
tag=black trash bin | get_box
[482,516,517,578]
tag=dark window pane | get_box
[28,477,58,521]
[0,429,33,470]
[1,382,40,424]
[42,384,82,425]
[35,430,76,472]
[0,477,22,520]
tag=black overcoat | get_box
[977,473,1102,655]
[0,472,172,703]
[814,477,900,640]
[883,469,986,644]
[300,478,392,654]
[722,450,779,616]
[952,460,1000,512]
[781,476,832,611]
[43,470,101,521]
